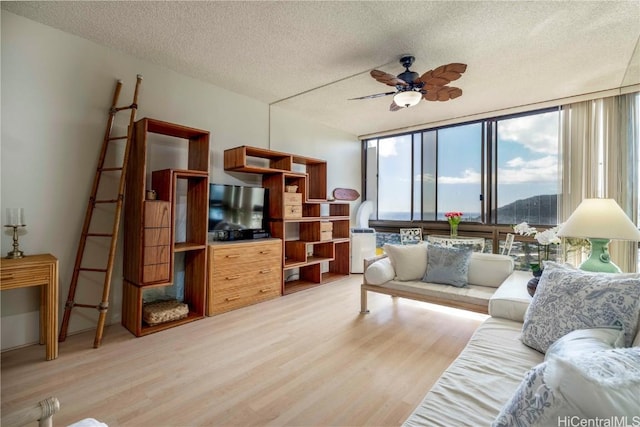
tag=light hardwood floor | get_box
[1,275,486,427]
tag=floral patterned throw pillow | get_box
[521,262,640,353]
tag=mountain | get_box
[496,194,558,225]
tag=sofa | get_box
[362,243,640,426]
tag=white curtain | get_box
[560,92,639,272]
[605,93,639,272]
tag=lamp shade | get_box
[557,198,640,241]
[393,91,422,108]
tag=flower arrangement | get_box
[445,211,463,237]
[513,222,561,274]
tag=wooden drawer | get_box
[284,205,302,219]
[144,201,171,227]
[283,192,302,205]
[0,266,51,289]
[143,246,171,266]
[320,230,333,241]
[211,242,281,264]
[320,222,333,231]
[144,228,171,246]
[208,280,280,315]
[211,266,281,293]
[143,263,170,283]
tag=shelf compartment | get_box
[224,146,294,173]
[299,221,333,242]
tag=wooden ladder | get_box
[59,75,142,348]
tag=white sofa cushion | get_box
[383,243,428,281]
[404,317,544,427]
[468,253,515,288]
[363,257,395,285]
[488,271,532,322]
[522,262,640,353]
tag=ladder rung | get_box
[78,268,107,273]
[85,233,113,237]
[94,199,119,204]
[113,105,136,112]
[108,136,128,141]
[99,167,124,172]
[74,303,99,309]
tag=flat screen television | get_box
[208,183,267,231]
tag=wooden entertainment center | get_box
[224,145,350,295]
[122,125,349,335]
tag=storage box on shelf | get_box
[123,118,209,336]
[224,146,351,295]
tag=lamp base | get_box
[579,238,621,273]
[6,249,24,259]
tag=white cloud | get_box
[499,155,558,184]
[415,173,435,183]
[498,112,558,155]
[378,139,397,157]
[439,169,481,184]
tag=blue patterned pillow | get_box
[422,245,473,288]
[522,262,640,353]
[492,362,562,427]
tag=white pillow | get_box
[467,252,514,288]
[364,257,395,285]
[546,347,640,418]
[383,243,428,281]
[545,328,624,362]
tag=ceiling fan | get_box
[350,55,467,111]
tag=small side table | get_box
[1,254,59,360]
[427,235,486,252]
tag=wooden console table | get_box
[1,254,58,360]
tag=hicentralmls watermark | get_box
[557,416,640,427]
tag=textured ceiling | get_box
[3,1,640,137]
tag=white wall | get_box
[0,12,360,351]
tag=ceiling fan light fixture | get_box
[393,90,422,108]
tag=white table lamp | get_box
[557,198,640,272]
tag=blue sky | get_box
[375,110,559,220]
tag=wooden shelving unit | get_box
[224,146,350,295]
[123,118,209,337]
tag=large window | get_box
[375,135,412,220]
[496,111,559,225]
[364,108,560,225]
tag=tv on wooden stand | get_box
[208,183,270,241]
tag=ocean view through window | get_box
[365,108,560,226]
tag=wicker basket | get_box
[143,300,189,326]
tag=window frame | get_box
[363,106,561,229]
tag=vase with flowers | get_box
[445,211,463,237]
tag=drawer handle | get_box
[225,254,240,258]
[225,275,240,280]
[225,296,240,302]
[259,269,272,274]
[259,288,271,293]
[259,250,270,254]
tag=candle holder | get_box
[5,224,26,259]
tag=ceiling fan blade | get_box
[389,101,403,112]
[349,91,396,100]
[423,86,463,102]
[416,63,468,86]
[370,70,408,87]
